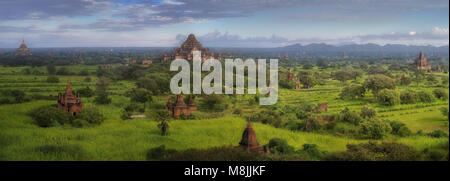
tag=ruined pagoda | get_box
[164,94,197,118]
[237,119,269,153]
[413,51,431,71]
[162,34,220,62]
[14,38,32,56]
[57,80,83,116]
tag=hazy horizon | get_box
[0,0,449,48]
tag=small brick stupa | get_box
[57,80,83,116]
[237,119,270,153]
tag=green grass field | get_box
[0,65,448,160]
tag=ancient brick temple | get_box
[15,38,32,56]
[237,119,270,153]
[58,80,83,116]
[164,94,196,118]
[162,34,220,62]
[413,51,431,71]
[288,71,301,89]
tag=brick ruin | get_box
[164,94,197,118]
[236,119,270,154]
[288,71,301,89]
[57,80,83,116]
[413,51,431,71]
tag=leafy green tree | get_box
[95,77,111,93]
[299,115,322,132]
[433,88,448,100]
[417,91,436,103]
[389,120,411,137]
[360,105,376,119]
[29,105,73,127]
[136,77,158,93]
[46,64,56,75]
[333,70,353,83]
[376,89,400,106]
[440,107,448,121]
[360,119,391,139]
[426,74,438,84]
[412,70,425,86]
[77,86,94,97]
[400,90,417,104]
[94,92,111,104]
[335,107,362,125]
[363,74,396,95]
[267,138,295,154]
[46,76,60,83]
[128,88,153,110]
[339,85,366,99]
[400,75,412,86]
[158,120,170,136]
[76,107,104,125]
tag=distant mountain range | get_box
[278,43,449,53]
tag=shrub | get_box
[360,105,376,119]
[200,94,227,112]
[279,79,296,89]
[250,110,283,128]
[267,138,295,154]
[428,130,448,138]
[440,107,449,121]
[324,142,421,161]
[76,107,104,125]
[232,108,242,115]
[146,145,177,160]
[360,119,391,139]
[400,90,417,104]
[300,144,326,159]
[339,85,366,99]
[335,107,362,125]
[77,86,95,97]
[46,76,60,83]
[30,105,73,127]
[363,74,396,95]
[417,91,436,103]
[389,120,411,137]
[79,70,89,76]
[377,89,400,106]
[72,119,89,128]
[34,144,84,160]
[298,115,322,132]
[433,88,448,100]
[94,92,112,104]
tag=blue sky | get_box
[0,0,448,48]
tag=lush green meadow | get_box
[0,65,448,160]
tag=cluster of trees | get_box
[30,106,104,128]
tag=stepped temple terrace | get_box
[164,94,197,118]
[236,119,270,154]
[162,34,221,62]
[14,38,32,56]
[58,80,83,116]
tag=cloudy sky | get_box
[0,0,448,48]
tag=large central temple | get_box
[413,51,431,71]
[162,34,220,62]
[15,38,32,56]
